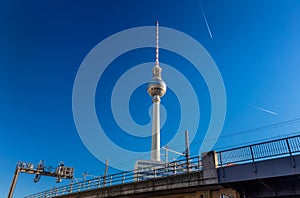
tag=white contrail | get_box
[255,106,278,115]
[199,0,213,39]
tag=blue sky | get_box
[1,0,300,197]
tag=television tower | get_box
[147,21,167,161]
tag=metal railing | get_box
[25,156,202,198]
[217,135,300,167]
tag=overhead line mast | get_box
[8,160,74,198]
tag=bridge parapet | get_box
[216,135,300,168]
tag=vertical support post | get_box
[218,152,225,177]
[82,172,87,189]
[136,170,139,182]
[103,159,109,187]
[165,145,168,164]
[63,187,66,195]
[219,152,223,167]
[198,156,201,170]
[286,138,296,168]
[8,166,21,198]
[97,177,101,188]
[250,146,257,173]
[69,183,72,193]
[174,162,177,175]
[103,176,106,187]
[122,173,125,184]
[185,130,190,173]
[110,175,112,186]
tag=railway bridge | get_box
[25,135,300,198]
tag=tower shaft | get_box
[151,95,161,161]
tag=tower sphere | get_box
[147,77,167,97]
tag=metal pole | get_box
[8,166,21,198]
[103,159,109,186]
[185,130,190,173]
[165,145,168,164]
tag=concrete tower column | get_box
[151,95,161,161]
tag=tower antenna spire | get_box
[155,21,159,66]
